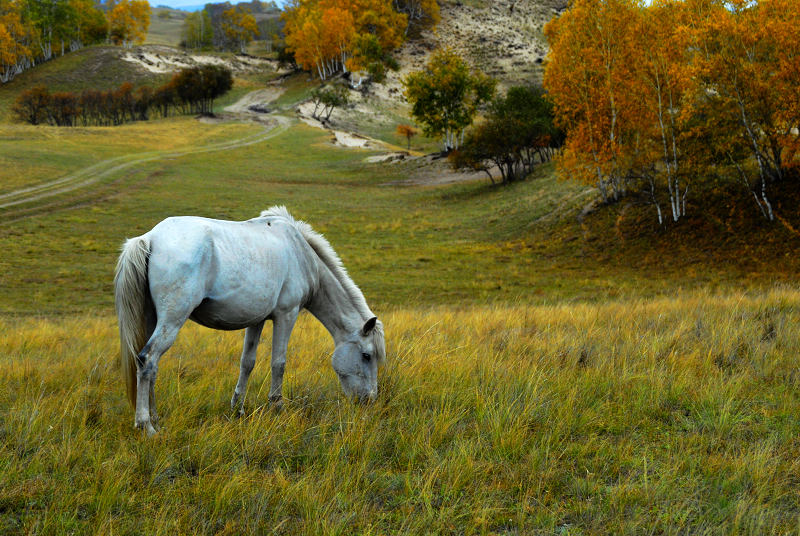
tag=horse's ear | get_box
[361,316,378,336]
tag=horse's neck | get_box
[306,262,364,343]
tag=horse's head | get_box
[332,316,385,402]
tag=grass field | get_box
[2,290,800,534]
[2,45,800,535]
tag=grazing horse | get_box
[114,206,385,435]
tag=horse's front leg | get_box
[268,308,299,405]
[231,320,265,416]
[149,381,158,426]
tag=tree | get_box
[396,123,417,150]
[392,0,439,36]
[221,5,258,53]
[683,0,800,221]
[108,0,150,48]
[451,86,560,184]
[171,64,233,115]
[544,0,641,203]
[310,83,349,121]
[282,0,407,80]
[12,85,50,124]
[403,48,496,152]
[0,1,32,83]
[182,9,213,50]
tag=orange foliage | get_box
[545,0,800,223]
[282,0,406,79]
[222,6,259,54]
[396,123,417,149]
[109,0,150,48]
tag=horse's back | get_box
[145,216,317,329]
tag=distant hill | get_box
[147,7,188,46]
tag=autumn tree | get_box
[392,0,439,36]
[108,0,150,48]
[396,123,417,150]
[282,0,407,80]
[221,5,258,53]
[403,48,496,152]
[683,0,800,221]
[0,0,32,83]
[544,0,642,204]
[546,0,800,225]
[12,85,49,124]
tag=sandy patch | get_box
[296,101,384,149]
[364,152,409,164]
[121,45,279,74]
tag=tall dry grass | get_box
[1,288,799,534]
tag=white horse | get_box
[114,206,385,435]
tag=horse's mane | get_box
[260,206,385,361]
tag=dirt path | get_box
[224,88,285,114]
[0,116,291,218]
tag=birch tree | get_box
[403,48,496,152]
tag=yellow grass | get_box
[2,288,799,534]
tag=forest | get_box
[544,0,800,224]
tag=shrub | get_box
[13,87,51,125]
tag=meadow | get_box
[2,46,800,535]
[2,291,800,534]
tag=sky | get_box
[151,0,286,10]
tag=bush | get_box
[451,86,561,184]
[13,87,51,125]
[13,66,232,127]
[310,83,349,122]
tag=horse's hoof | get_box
[231,391,242,410]
[269,395,284,410]
[135,421,158,436]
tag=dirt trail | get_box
[2,88,297,220]
[0,116,291,220]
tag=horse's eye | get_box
[361,352,371,362]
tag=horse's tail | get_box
[114,235,152,407]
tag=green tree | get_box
[182,9,213,50]
[403,48,495,152]
[310,83,349,121]
[452,86,560,184]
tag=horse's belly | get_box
[189,299,267,330]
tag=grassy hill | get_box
[0,45,171,123]
[147,7,189,47]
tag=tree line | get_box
[280,0,439,81]
[182,1,268,53]
[0,0,150,84]
[544,0,800,224]
[13,64,232,126]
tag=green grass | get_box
[2,290,800,534]
[1,116,798,314]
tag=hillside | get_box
[147,7,189,47]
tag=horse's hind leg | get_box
[231,320,266,416]
[135,321,182,435]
